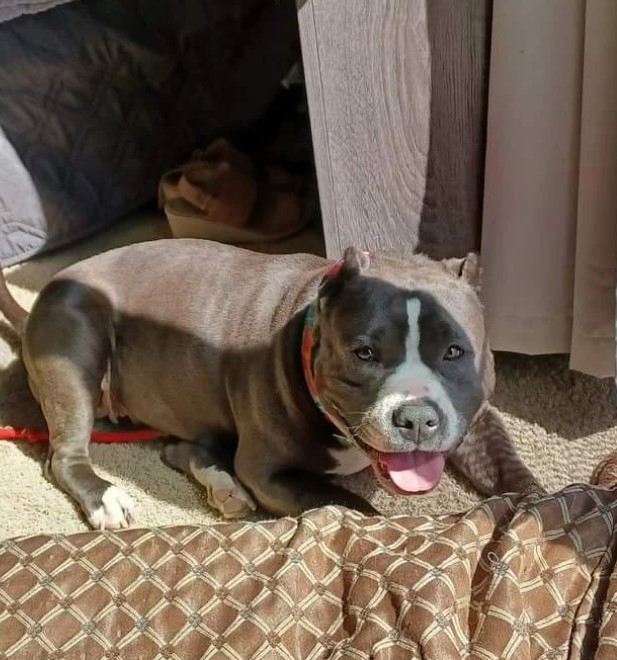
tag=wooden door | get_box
[297,0,491,259]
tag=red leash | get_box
[0,426,161,443]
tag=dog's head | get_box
[311,247,493,494]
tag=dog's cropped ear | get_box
[340,247,371,276]
[321,247,370,284]
[442,252,481,291]
[318,248,370,309]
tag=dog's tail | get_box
[0,265,27,335]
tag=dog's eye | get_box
[443,345,464,361]
[354,345,375,362]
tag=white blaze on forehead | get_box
[376,297,461,445]
[383,298,428,396]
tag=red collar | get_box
[301,301,330,418]
[300,257,358,441]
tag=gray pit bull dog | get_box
[0,240,541,529]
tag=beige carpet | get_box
[0,211,615,540]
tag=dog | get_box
[0,240,541,529]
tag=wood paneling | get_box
[298,0,491,259]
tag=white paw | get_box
[88,485,135,530]
[190,463,256,519]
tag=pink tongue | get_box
[379,451,446,493]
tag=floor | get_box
[0,211,615,540]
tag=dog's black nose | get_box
[392,401,440,440]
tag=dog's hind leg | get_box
[23,282,135,530]
[163,438,256,519]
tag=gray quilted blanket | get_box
[0,0,76,24]
[0,0,297,264]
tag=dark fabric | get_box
[0,0,298,264]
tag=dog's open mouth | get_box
[350,434,446,494]
[373,450,445,493]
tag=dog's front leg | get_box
[234,437,378,517]
[449,404,545,496]
[260,470,379,517]
[246,469,378,517]
[163,437,257,519]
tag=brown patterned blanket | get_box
[1,484,617,659]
